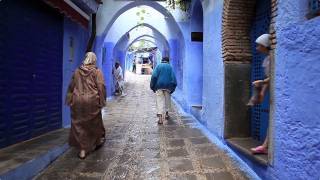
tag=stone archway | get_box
[112,23,171,71]
[113,24,171,57]
[100,1,182,41]
[126,35,168,53]
[115,33,167,73]
[98,2,185,90]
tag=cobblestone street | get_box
[36,73,249,180]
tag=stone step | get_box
[0,128,69,180]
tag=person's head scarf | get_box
[83,52,97,65]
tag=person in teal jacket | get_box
[150,57,177,125]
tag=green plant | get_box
[166,0,191,12]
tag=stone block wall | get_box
[222,0,256,63]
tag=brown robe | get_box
[66,65,106,152]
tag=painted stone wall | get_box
[0,0,64,147]
[62,17,89,127]
[271,1,320,179]
[102,42,116,97]
[201,0,225,136]
[176,0,320,179]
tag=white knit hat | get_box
[255,34,271,48]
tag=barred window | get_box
[307,0,320,19]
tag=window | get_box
[307,0,320,19]
[69,37,74,62]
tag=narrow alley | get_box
[35,73,248,180]
[1,0,319,180]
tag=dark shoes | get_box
[158,115,163,125]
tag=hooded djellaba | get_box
[66,52,106,159]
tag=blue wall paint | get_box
[189,0,203,107]
[62,17,88,127]
[169,39,183,90]
[173,21,193,112]
[102,42,116,97]
[271,2,320,179]
[0,0,64,148]
[125,52,135,71]
[201,0,225,136]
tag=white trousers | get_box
[116,80,125,94]
[156,89,171,116]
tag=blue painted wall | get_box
[201,0,225,136]
[125,52,135,71]
[102,42,116,97]
[62,18,89,127]
[0,0,64,148]
[271,1,320,179]
[169,39,183,91]
[115,50,126,71]
[188,0,203,107]
[198,0,320,179]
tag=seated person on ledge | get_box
[247,34,271,154]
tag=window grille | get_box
[307,0,320,19]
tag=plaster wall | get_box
[62,17,89,127]
[270,1,320,179]
[201,0,225,136]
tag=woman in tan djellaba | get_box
[66,52,106,159]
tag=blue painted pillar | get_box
[102,42,115,97]
[116,50,126,71]
[188,41,203,106]
[169,39,182,90]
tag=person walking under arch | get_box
[113,62,126,96]
[247,34,271,154]
[66,52,106,159]
[150,57,177,125]
[132,59,136,73]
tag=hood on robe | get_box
[79,64,97,77]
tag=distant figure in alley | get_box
[150,57,177,124]
[132,59,136,73]
[113,61,126,96]
[66,52,106,159]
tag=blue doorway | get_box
[250,0,271,141]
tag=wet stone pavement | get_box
[35,74,249,180]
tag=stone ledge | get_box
[190,105,203,125]
[0,128,69,180]
[226,137,268,166]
